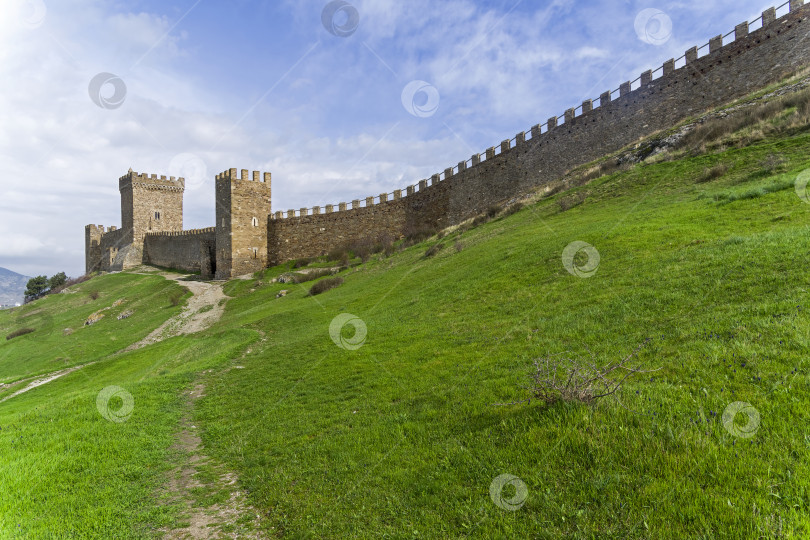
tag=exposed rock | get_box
[276,290,288,298]
[117,310,133,320]
[277,273,297,284]
[85,312,104,326]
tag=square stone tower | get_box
[119,169,185,245]
[215,168,272,279]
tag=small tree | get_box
[49,272,67,290]
[24,276,49,303]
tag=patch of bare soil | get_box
[162,380,266,539]
[127,275,227,351]
[0,363,95,403]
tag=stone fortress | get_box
[86,1,810,280]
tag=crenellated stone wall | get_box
[86,2,810,276]
[266,2,810,264]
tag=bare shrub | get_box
[498,340,654,406]
[88,290,100,300]
[326,247,350,264]
[292,258,313,269]
[169,291,183,307]
[470,214,490,228]
[308,277,344,296]
[6,328,35,340]
[424,243,445,258]
[695,163,730,183]
[402,223,437,246]
[758,154,788,175]
[454,241,464,252]
[486,204,503,218]
[293,268,335,284]
[558,191,587,212]
[502,202,524,217]
[345,237,373,262]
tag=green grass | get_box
[1,85,810,537]
[192,131,810,538]
[0,329,257,538]
[0,273,189,384]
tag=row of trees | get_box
[24,272,67,303]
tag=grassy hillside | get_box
[197,127,810,538]
[0,273,189,385]
[1,81,810,537]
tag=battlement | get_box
[119,169,185,191]
[216,168,272,183]
[85,224,119,236]
[271,0,808,222]
[144,227,216,238]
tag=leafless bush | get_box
[326,247,350,265]
[558,191,587,212]
[454,240,464,252]
[292,258,313,269]
[498,340,655,406]
[308,277,343,296]
[486,204,503,218]
[169,291,183,307]
[502,202,524,217]
[758,153,788,175]
[291,268,335,284]
[6,328,35,340]
[402,222,438,246]
[695,163,730,183]
[424,243,444,258]
[88,290,100,300]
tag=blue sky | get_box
[0,0,782,276]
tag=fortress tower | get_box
[215,168,272,279]
[119,169,185,245]
[84,170,185,274]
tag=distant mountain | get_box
[0,267,30,306]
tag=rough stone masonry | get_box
[85,2,810,279]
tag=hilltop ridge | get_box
[0,267,28,306]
